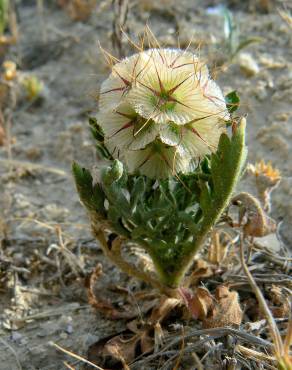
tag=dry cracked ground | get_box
[0,1,291,369]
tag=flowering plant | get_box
[73,48,247,291]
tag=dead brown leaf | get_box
[86,295,181,368]
[104,333,141,366]
[87,326,154,369]
[184,259,214,288]
[203,285,243,328]
[149,296,181,324]
[0,121,5,146]
[269,285,290,318]
[58,0,96,21]
[86,263,138,319]
[180,287,214,320]
[232,192,277,237]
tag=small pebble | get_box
[11,331,22,343]
[59,332,68,339]
[238,53,260,77]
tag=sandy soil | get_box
[0,1,291,369]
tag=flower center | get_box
[150,92,176,113]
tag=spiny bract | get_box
[98,48,229,178]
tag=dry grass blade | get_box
[278,8,292,29]
[50,342,105,370]
[236,344,276,364]
[130,327,273,368]
[283,316,292,365]
[112,0,129,57]
[0,158,69,176]
[164,327,273,353]
[0,337,22,370]
[191,352,204,370]
[63,361,76,370]
[172,327,185,370]
[239,236,290,367]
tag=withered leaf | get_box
[203,285,243,328]
[232,192,276,237]
[104,333,141,365]
[0,124,5,146]
[180,287,214,320]
[269,285,290,318]
[87,328,154,369]
[149,296,181,324]
[86,263,138,319]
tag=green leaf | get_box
[72,162,105,214]
[222,7,233,41]
[199,181,213,215]
[177,212,199,234]
[211,118,247,207]
[130,177,146,211]
[89,117,113,160]
[225,91,240,113]
[0,0,8,35]
[89,117,104,141]
[107,206,131,237]
[233,37,262,58]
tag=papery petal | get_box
[127,49,225,125]
[98,103,160,151]
[125,142,191,179]
[98,48,230,179]
[159,122,181,147]
[99,53,149,112]
[180,118,225,158]
[202,79,230,120]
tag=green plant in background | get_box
[222,7,262,60]
[0,0,8,35]
[21,75,44,101]
[73,48,247,292]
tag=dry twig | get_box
[240,236,292,368]
[51,342,105,370]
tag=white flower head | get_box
[98,48,229,178]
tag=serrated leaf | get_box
[107,206,131,237]
[131,224,154,239]
[104,184,130,215]
[130,177,146,210]
[89,117,104,142]
[72,162,105,214]
[211,118,247,210]
[89,117,113,160]
[177,212,199,234]
[72,162,93,203]
[95,143,112,160]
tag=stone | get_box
[238,53,260,77]
[254,233,281,253]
